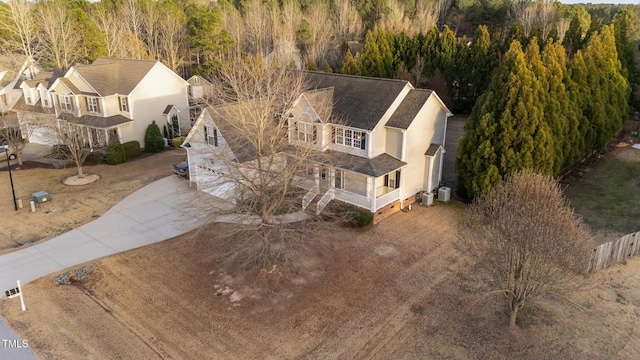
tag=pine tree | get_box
[563,15,583,57]
[565,50,589,167]
[420,26,440,76]
[456,41,554,198]
[340,49,361,75]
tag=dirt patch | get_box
[0,148,186,254]
[1,201,639,359]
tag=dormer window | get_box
[118,96,129,112]
[25,90,33,105]
[193,77,200,85]
[86,97,100,113]
[295,121,317,143]
[42,96,49,107]
[204,126,218,147]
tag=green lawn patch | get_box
[564,156,640,239]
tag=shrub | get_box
[122,141,142,160]
[106,140,126,165]
[355,211,374,227]
[144,121,164,153]
[51,144,70,159]
[171,137,185,148]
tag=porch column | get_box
[369,177,377,212]
[313,164,320,194]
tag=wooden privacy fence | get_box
[589,232,640,273]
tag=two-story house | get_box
[183,72,451,221]
[15,57,190,149]
[0,55,39,114]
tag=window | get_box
[86,97,100,113]
[384,170,401,190]
[204,126,218,147]
[118,96,129,112]
[59,95,74,112]
[25,90,33,105]
[0,94,7,106]
[295,121,316,143]
[42,96,49,107]
[333,127,366,150]
[193,77,200,85]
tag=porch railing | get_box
[316,188,335,215]
[375,188,400,210]
[334,189,370,209]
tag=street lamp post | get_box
[4,145,17,211]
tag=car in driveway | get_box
[0,146,16,161]
[172,160,188,177]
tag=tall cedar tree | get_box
[340,49,360,75]
[581,26,630,153]
[420,26,439,76]
[456,41,553,198]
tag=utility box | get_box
[437,187,451,202]
[32,191,51,204]
[422,192,434,206]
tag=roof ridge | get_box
[302,70,409,85]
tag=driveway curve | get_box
[0,175,231,358]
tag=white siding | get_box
[126,63,189,145]
[369,83,412,158]
[401,94,448,200]
[385,128,403,159]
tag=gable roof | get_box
[302,72,409,131]
[73,58,158,96]
[385,89,433,129]
[424,144,445,156]
[23,71,58,89]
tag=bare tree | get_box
[460,170,592,330]
[200,56,335,270]
[34,0,82,71]
[378,0,410,32]
[303,2,335,65]
[536,0,556,40]
[333,0,364,43]
[220,3,246,58]
[0,0,38,58]
[413,0,438,35]
[157,6,187,73]
[556,17,570,42]
[243,0,274,55]
[0,111,55,166]
[55,122,93,177]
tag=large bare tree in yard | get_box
[460,170,592,330]
[203,56,332,271]
[56,122,93,178]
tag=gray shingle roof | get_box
[73,58,157,96]
[386,89,433,129]
[303,72,409,131]
[23,72,58,89]
[424,144,443,156]
[311,151,407,177]
[59,112,132,128]
[59,78,82,94]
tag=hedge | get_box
[122,141,142,160]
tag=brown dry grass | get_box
[0,148,639,359]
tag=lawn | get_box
[564,147,640,243]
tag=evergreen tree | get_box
[565,50,589,167]
[563,15,583,57]
[359,29,394,78]
[438,26,457,74]
[144,121,165,153]
[456,41,554,198]
[612,9,638,83]
[340,49,360,75]
[420,26,440,76]
[582,26,630,151]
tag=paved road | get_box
[0,175,231,359]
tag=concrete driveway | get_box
[0,175,231,292]
[0,175,232,359]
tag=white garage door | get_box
[29,126,59,146]
[195,165,237,201]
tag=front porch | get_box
[296,154,407,216]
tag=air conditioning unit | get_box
[422,192,434,206]
[438,187,451,202]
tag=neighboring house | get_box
[183,72,452,221]
[15,57,190,149]
[0,55,39,113]
[186,75,213,132]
